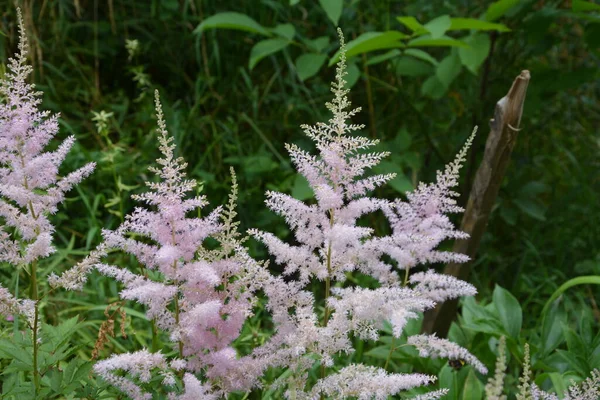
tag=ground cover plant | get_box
[1,1,599,399]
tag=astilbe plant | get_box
[0,9,94,394]
[246,29,485,399]
[55,90,268,399]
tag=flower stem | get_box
[30,260,40,395]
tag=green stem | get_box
[30,260,40,395]
[320,211,335,399]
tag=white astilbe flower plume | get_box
[485,336,507,400]
[529,369,599,400]
[310,364,437,400]
[248,28,483,398]
[408,334,488,374]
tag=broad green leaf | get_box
[408,35,468,48]
[404,48,439,65]
[396,16,427,34]
[421,75,446,99]
[436,51,462,89]
[542,276,600,317]
[485,0,521,22]
[319,0,343,26]
[365,49,402,66]
[345,62,361,88]
[424,15,451,38]
[329,31,407,66]
[305,36,330,53]
[449,18,511,32]
[547,372,568,397]
[541,304,565,355]
[514,198,547,221]
[291,174,312,200]
[462,369,484,400]
[365,345,394,360]
[273,23,295,40]
[290,0,300,5]
[374,161,413,193]
[0,339,33,365]
[493,285,522,339]
[249,39,290,70]
[459,33,491,74]
[195,12,271,36]
[572,0,600,12]
[295,53,327,81]
[395,56,433,77]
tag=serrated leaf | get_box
[329,31,407,66]
[424,15,451,38]
[459,33,491,74]
[273,23,295,40]
[493,285,522,339]
[485,0,521,22]
[0,339,33,365]
[319,0,343,26]
[449,18,511,32]
[436,51,462,88]
[295,53,327,81]
[249,39,290,70]
[194,12,271,36]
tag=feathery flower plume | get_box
[0,8,95,270]
[485,336,507,400]
[88,90,265,398]
[248,28,483,398]
[407,334,488,375]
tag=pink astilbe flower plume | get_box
[248,28,484,398]
[79,90,266,398]
[0,9,95,270]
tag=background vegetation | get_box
[0,0,599,398]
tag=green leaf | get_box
[462,369,484,400]
[514,198,547,221]
[305,36,330,53]
[424,15,451,38]
[290,0,300,5]
[396,16,427,34]
[0,339,33,366]
[541,304,565,355]
[547,372,568,397]
[395,56,433,77]
[493,285,522,339]
[273,23,295,40]
[365,49,402,66]
[542,276,600,317]
[572,0,600,12]
[345,62,361,88]
[194,12,271,36]
[404,48,439,65]
[449,18,511,32]
[408,35,468,48]
[328,31,407,66]
[459,33,491,74]
[436,51,462,89]
[291,174,312,200]
[421,75,447,99]
[319,0,343,26]
[249,39,290,70]
[375,161,413,193]
[295,53,328,81]
[485,0,521,22]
